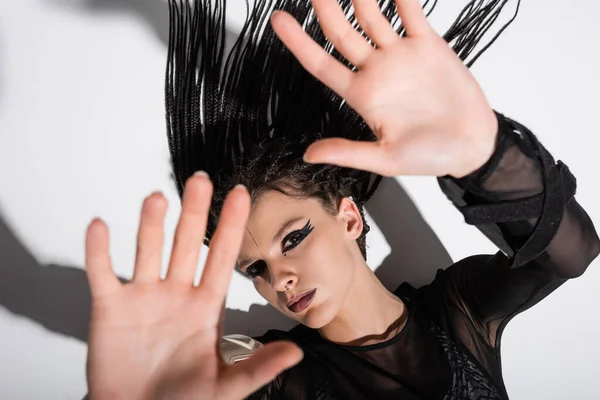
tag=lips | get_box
[287,289,317,313]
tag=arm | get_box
[437,111,600,346]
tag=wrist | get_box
[450,109,500,179]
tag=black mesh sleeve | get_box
[436,111,600,349]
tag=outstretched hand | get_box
[85,174,302,400]
[271,0,498,178]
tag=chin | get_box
[296,301,338,329]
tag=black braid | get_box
[209,132,378,260]
[165,0,521,259]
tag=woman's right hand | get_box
[85,173,303,400]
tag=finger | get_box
[394,0,433,37]
[311,0,373,67]
[217,341,303,400]
[304,137,395,176]
[271,10,353,98]
[167,172,213,283]
[198,185,250,307]
[133,192,168,283]
[352,0,400,47]
[85,218,121,297]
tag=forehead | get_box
[240,191,324,248]
[248,190,323,227]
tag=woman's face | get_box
[237,190,365,329]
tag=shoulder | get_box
[429,254,498,286]
[393,254,496,314]
[393,254,492,293]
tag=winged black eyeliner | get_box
[244,219,314,279]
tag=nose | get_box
[269,265,297,293]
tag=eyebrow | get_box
[238,216,305,268]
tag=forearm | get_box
[438,111,600,274]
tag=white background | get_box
[0,0,599,399]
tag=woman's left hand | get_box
[271,0,498,178]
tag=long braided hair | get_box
[164,0,521,260]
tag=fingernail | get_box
[234,184,248,192]
[303,152,314,163]
[194,170,209,179]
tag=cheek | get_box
[304,235,356,304]
[308,233,352,277]
[253,280,277,304]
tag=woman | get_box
[84,0,599,399]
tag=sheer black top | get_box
[249,111,600,400]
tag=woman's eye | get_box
[246,260,266,279]
[282,221,314,253]
[243,221,314,279]
[284,233,302,248]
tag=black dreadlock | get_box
[165,0,521,260]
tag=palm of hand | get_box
[272,0,499,178]
[88,283,219,399]
[85,177,302,400]
[350,36,497,178]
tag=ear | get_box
[336,197,364,241]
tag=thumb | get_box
[218,341,303,400]
[304,138,392,176]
